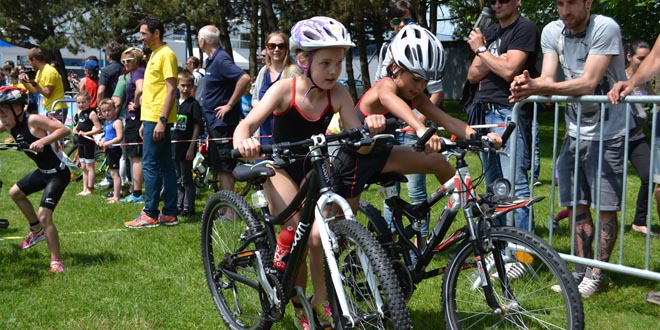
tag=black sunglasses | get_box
[489,0,511,4]
[266,43,286,50]
[390,17,414,26]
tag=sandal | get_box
[50,260,65,273]
[292,300,311,330]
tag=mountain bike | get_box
[360,123,584,329]
[200,120,411,330]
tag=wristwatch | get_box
[475,46,488,55]
[159,116,167,124]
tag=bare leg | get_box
[592,210,618,277]
[39,207,61,261]
[568,205,594,274]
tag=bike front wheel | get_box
[326,220,412,330]
[201,190,274,330]
[442,226,584,329]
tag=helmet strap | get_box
[297,51,325,101]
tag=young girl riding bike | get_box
[332,24,502,211]
[233,16,386,330]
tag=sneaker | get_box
[50,260,65,273]
[577,274,604,297]
[492,262,527,281]
[20,229,46,250]
[94,178,111,190]
[124,211,160,229]
[159,213,179,226]
[551,271,587,293]
[533,180,542,187]
[314,302,333,326]
[121,194,144,203]
[294,311,311,330]
[180,209,195,217]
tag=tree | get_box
[0,0,91,88]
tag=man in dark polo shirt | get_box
[198,25,251,193]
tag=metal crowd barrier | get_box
[509,95,660,281]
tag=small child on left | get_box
[72,91,102,196]
[98,99,124,203]
[0,86,70,273]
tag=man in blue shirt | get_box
[198,25,251,193]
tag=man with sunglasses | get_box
[466,0,539,242]
[510,0,628,298]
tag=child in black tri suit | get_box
[0,86,71,273]
[233,16,386,329]
[72,90,102,196]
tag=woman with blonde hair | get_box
[251,31,301,144]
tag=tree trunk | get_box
[216,0,233,60]
[249,0,259,76]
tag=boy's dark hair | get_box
[140,16,165,41]
[105,41,125,62]
[178,70,194,83]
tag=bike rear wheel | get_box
[325,220,412,330]
[201,190,274,330]
[442,226,584,329]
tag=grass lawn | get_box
[0,101,659,329]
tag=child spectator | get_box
[72,91,102,196]
[78,59,100,109]
[0,86,71,272]
[98,99,124,203]
[173,71,202,216]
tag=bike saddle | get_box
[232,163,276,182]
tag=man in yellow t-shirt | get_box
[19,48,67,123]
[123,16,179,229]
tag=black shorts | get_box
[124,118,142,157]
[332,145,392,198]
[77,138,97,162]
[106,147,122,170]
[208,126,237,173]
[16,167,71,210]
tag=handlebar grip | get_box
[230,149,243,159]
[414,124,438,151]
[230,144,274,159]
[384,118,399,130]
[500,122,517,146]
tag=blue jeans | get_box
[383,133,430,237]
[481,105,534,231]
[142,122,178,218]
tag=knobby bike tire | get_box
[358,200,416,301]
[442,226,584,330]
[201,190,274,330]
[325,219,412,330]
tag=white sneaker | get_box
[491,262,527,281]
[577,274,603,298]
[551,271,587,293]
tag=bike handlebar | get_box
[413,122,517,154]
[230,118,400,159]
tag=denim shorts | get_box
[557,135,624,211]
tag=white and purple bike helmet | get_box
[289,16,355,93]
[290,16,355,53]
[388,24,445,81]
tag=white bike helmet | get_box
[388,24,445,81]
[290,16,355,53]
